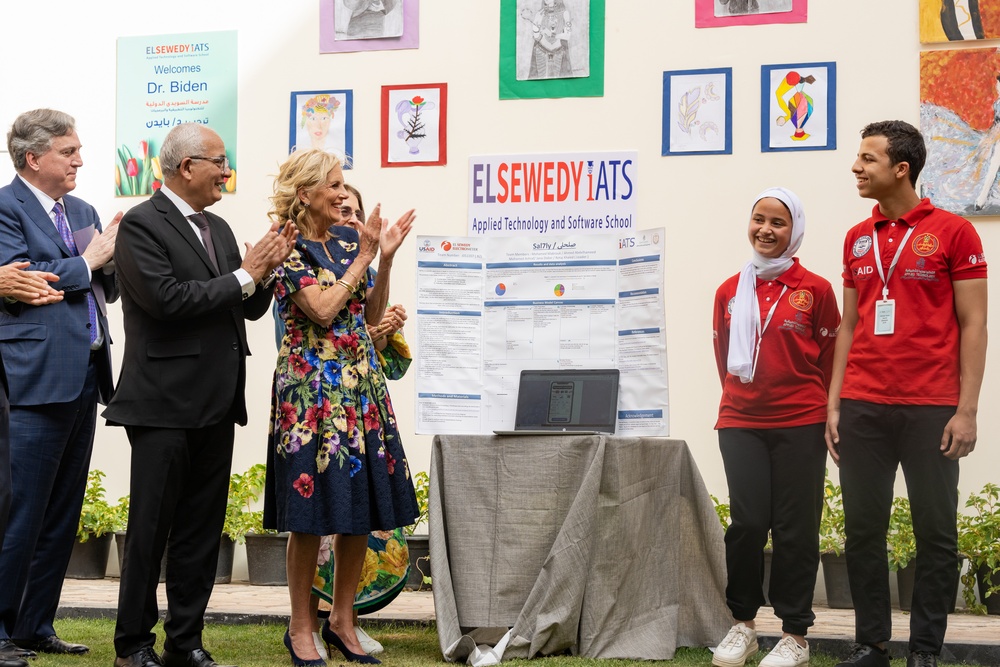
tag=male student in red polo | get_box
[825,120,988,667]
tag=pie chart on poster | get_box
[554,284,565,296]
[495,283,506,296]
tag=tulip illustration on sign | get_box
[116,139,158,196]
[395,95,435,154]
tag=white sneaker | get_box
[759,635,809,667]
[311,632,329,659]
[355,625,384,655]
[712,623,759,667]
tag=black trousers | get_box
[838,399,959,654]
[114,421,235,657]
[719,423,827,636]
[0,383,9,552]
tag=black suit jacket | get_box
[102,190,273,428]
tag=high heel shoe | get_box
[321,624,381,664]
[284,628,326,666]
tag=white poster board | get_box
[414,228,668,436]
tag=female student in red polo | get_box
[710,187,841,667]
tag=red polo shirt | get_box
[714,258,841,429]
[841,198,987,405]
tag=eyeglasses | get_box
[180,155,230,171]
[339,206,363,220]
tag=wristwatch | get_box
[260,270,277,289]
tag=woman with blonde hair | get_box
[262,149,418,665]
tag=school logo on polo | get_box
[912,233,939,256]
[852,235,872,257]
[789,290,813,311]
[727,297,735,314]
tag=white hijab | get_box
[726,187,806,383]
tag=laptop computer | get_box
[493,368,620,436]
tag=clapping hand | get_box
[0,261,63,306]
[242,220,298,283]
[379,208,416,261]
[368,303,407,342]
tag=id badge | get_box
[874,299,895,335]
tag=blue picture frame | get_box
[760,61,836,153]
[661,67,732,156]
[288,89,354,167]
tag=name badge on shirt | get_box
[874,299,895,336]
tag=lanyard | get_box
[871,222,915,301]
[751,284,787,382]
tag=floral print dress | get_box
[263,226,418,536]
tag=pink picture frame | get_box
[695,0,807,28]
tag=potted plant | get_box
[886,496,917,610]
[404,471,430,590]
[819,475,853,609]
[229,463,287,586]
[67,470,117,579]
[958,482,1000,615]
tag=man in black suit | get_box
[104,123,296,667]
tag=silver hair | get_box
[6,109,76,171]
[159,123,209,180]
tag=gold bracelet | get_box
[336,279,355,291]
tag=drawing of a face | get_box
[305,110,332,149]
[748,197,792,258]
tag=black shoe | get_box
[283,630,325,667]
[836,643,890,667]
[161,648,236,667]
[907,652,937,667]
[115,647,164,667]
[320,625,379,665]
[0,658,28,667]
[15,636,89,655]
[0,641,34,660]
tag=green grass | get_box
[39,619,968,667]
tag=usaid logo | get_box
[418,240,436,253]
[852,266,874,277]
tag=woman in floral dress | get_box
[263,149,418,665]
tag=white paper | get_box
[415,229,669,436]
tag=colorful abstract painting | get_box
[919,0,1000,43]
[920,48,1000,215]
[760,62,836,152]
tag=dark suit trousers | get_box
[0,357,99,641]
[114,421,234,656]
[0,384,10,552]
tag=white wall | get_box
[1,1,998,517]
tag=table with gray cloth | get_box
[429,434,731,661]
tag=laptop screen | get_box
[513,369,620,433]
